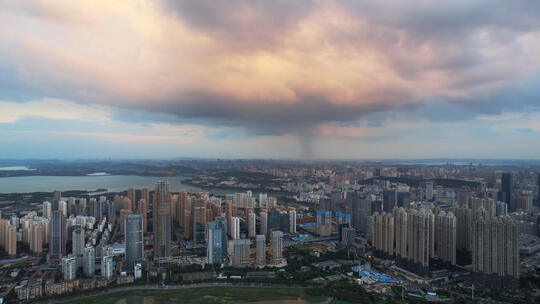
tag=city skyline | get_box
[2,1,540,159]
[1,2,540,301]
[1,160,539,302]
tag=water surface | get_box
[0,175,229,195]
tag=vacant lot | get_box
[64,287,306,304]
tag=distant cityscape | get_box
[0,160,538,303]
[3,0,540,302]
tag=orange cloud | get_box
[1,0,540,136]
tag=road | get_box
[41,282,310,304]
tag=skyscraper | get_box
[101,255,113,279]
[43,201,52,219]
[407,208,434,273]
[83,246,95,276]
[495,201,507,216]
[178,190,189,227]
[119,209,132,233]
[341,227,356,247]
[472,215,520,289]
[258,193,268,207]
[192,199,207,246]
[215,216,228,256]
[125,214,144,268]
[385,207,436,275]
[247,210,256,238]
[358,198,372,234]
[89,198,102,221]
[6,224,16,256]
[72,227,85,257]
[50,210,66,260]
[454,204,473,251]
[207,221,225,265]
[426,182,434,201]
[372,211,394,257]
[259,211,268,237]
[62,256,77,281]
[30,222,43,255]
[53,190,62,202]
[127,188,136,212]
[255,234,266,266]
[501,173,515,212]
[434,211,456,265]
[231,216,240,240]
[458,187,471,206]
[231,239,251,267]
[58,200,67,217]
[271,230,283,263]
[316,211,332,237]
[183,209,192,239]
[170,194,178,224]
[137,199,148,233]
[393,207,408,261]
[288,207,296,234]
[226,201,234,236]
[141,187,150,206]
[153,181,171,259]
[140,187,150,230]
[471,197,496,218]
[383,189,397,212]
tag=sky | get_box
[1,0,540,159]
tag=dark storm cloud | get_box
[2,0,540,138]
[161,0,316,49]
[144,92,415,136]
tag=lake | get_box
[0,166,35,171]
[0,175,230,195]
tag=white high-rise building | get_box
[101,255,113,279]
[495,201,508,216]
[255,234,266,266]
[267,197,277,208]
[59,201,68,217]
[43,201,52,219]
[231,239,251,267]
[231,217,240,240]
[372,211,394,256]
[288,209,297,234]
[10,215,19,228]
[258,193,268,207]
[248,212,256,238]
[271,230,283,263]
[134,263,142,279]
[83,246,95,276]
[62,256,77,281]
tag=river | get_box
[0,175,230,195]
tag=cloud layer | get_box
[1,0,540,158]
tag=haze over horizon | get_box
[2,1,540,159]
